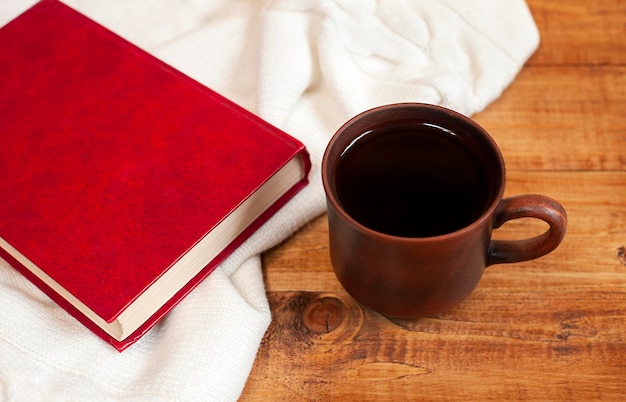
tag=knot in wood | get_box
[302,296,346,334]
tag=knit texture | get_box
[0,1,539,400]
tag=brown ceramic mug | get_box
[322,103,567,318]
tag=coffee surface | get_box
[335,123,491,237]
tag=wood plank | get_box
[526,0,626,65]
[244,285,626,400]
[473,66,626,171]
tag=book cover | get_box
[0,0,310,351]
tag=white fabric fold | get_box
[0,1,539,400]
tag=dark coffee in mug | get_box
[335,122,493,237]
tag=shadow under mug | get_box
[322,103,567,319]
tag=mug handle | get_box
[487,195,567,266]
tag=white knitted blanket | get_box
[0,1,539,400]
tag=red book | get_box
[0,0,310,351]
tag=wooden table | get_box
[241,1,626,399]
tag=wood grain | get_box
[474,66,626,171]
[242,0,626,400]
[526,0,626,65]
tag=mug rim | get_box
[321,102,506,243]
